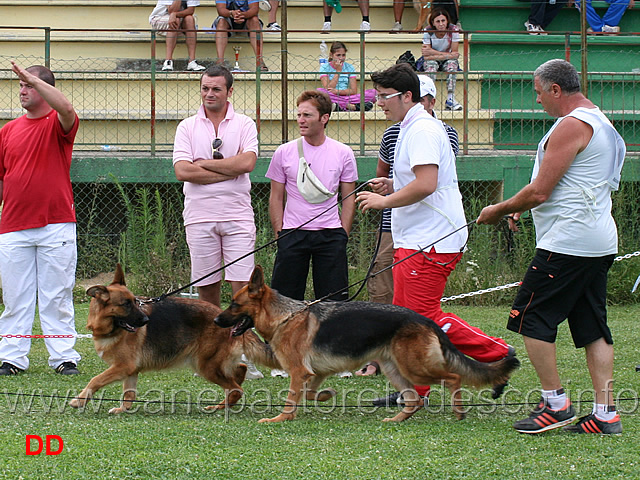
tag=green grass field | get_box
[1,304,639,479]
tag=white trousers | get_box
[0,223,81,370]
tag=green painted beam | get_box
[71,156,640,191]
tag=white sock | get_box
[447,93,454,103]
[541,388,567,410]
[593,403,617,421]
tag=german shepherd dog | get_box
[69,264,279,414]
[215,266,520,423]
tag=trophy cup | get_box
[232,46,248,72]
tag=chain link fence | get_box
[0,27,639,302]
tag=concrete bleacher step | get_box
[459,0,640,33]
[468,32,640,72]
[0,0,431,70]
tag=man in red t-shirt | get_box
[0,62,81,376]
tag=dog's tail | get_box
[242,330,282,370]
[441,335,520,389]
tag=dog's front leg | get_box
[69,366,130,409]
[259,369,312,423]
[109,374,139,414]
[384,388,423,422]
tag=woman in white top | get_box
[420,9,462,111]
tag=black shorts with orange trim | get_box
[507,249,615,348]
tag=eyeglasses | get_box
[375,91,403,102]
[212,137,223,159]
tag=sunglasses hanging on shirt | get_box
[212,138,224,159]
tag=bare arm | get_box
[269,180,286,235]
[12,61,76,133]
[232,3,259,22]
[339,181,356,235]
[357,164,438,212]
[194,151,257,177]
[477,116,593,227]
[421,42,459,61]
[174,160,235,184]
[376,158,391,178]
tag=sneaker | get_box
[372,391,429,407]
[563,413,622,435]
[524,21,545,35]
[266,22,281,32]
[55,362,80,375]
[603,25,620,34]
[162,59,173,71]
[186,60,205,71]
[391,21,403,32]
[354,102,374,112]
[322,21,332,33]
[359,20,371,33]
[242,355,264,380]
[270,368,288,378]
[0,362,23,376]
[331,103,343,112]
[336,371,353,378]
[513,398,576,434]
[445,99,463,111]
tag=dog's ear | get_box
[248,265,265,296]
[87,285,110,304]
[111,263,126,286]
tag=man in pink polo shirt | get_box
[266,90,358,302]
[173,65,258,308]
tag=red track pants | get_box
[393,248,510,397]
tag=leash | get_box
[306,218,478,307]
[149,181,372,303]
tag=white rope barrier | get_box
[2,251,639,338]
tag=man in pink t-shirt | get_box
[173,65,258,307]
[266,90,358,302]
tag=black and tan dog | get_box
[215,266,519,423]
[69,264,278,414]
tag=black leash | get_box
[151,181,372,303]
[307,218,478,307]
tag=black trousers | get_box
[529,0,568,29]
[271,228,349,301]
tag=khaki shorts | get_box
[185,219,255,286]
[150,14,198,36]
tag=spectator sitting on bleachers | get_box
[322,0,371,33]
[524,0,568,34]
[574,0,634,33]
[317,41,376,112]
[149,0,206,71]
[213,0,269,71]
[419,8,462,111]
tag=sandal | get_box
[355,362,380,376]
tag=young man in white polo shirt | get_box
[357,63,513,405]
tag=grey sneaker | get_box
[322,21,331,33]
[513,398,576,434]
[392,21,402,32]
[563,413,622,434]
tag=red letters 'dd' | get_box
[26,435,64,455]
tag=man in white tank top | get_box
[478,59,626,435]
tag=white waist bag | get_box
[296,138,337,204]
